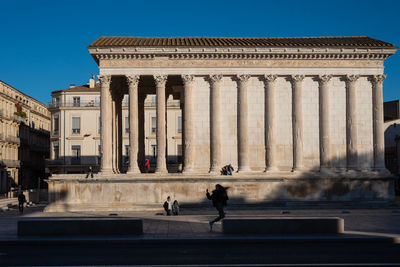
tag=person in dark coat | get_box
[18,191,26,214]
[206,184,229,230]
[86,166,94,178]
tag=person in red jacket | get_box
[145,158,150,173]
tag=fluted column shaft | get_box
[154,75,168,173]
[345,75,359,170]
[371,74,387,171]
[291,75,305,171]
[209,74,223,173]
[264,75,278,172]
[127,75,140,174]
[98,75,113,173]
[237,74,251,172]
[318,75,332,170]
[138,94,146,171]
[182,75,195,173]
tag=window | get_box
[125,145,130,156]
[53,97,60,107]
[72,116,81,134]
[151,116,156,133]
[98,144,101,156]
[71,144,81,165]
[53,116,59,134]
[53,144,59,159]
[98,116,101,134]
[125,116,129,133]
[73,97,80,107]
[151,96,156,106]
[151,144,157,158]
[177,144,182,156]
[177,116,182,133]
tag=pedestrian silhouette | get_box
[206,184,229,230]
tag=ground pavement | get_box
[1,203,400,265]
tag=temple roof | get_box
[88,36,396,49]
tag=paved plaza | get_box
[2,202,400,239]
[1,201,400,265]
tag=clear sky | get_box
[0,0,399,104]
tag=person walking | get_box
[86,166,94,178]
[172,200,180,215]
[145,159,150,173]
[163,196,173,216]
[206,184,229,231]
[18,191,26,214]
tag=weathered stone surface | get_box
[18,218,143,236]
[45,173,395,212]
[223,217,344,234]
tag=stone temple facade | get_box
[46,36,398,212]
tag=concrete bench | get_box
[223,217,344,234]
[18,218,143,236]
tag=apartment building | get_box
[0,80,50,196]
[47,76,182,174]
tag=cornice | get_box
[89,47,397,64]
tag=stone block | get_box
[223,217,344,234]
[18,218,143,236]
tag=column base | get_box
[374,167,391,175]
[291,166,304,172]
[182,168,196,174]
[126,168,141,175]
[264,166,279,172]
[155,168,168,174]
[99,168,113,175]
[237,167,251,173]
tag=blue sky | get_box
[0,0,399,104]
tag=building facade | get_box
[0,80,50,196]
[46,36,398,211]
[47,76,182,174]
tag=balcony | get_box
[1,159,21,168]
[5,136,20,144]
[47,101,101,108]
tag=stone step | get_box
[222,217,344,234]
[18,218,143,236]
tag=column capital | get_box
[236,74,251,83]
[126,75,140,87]
[98,75,111,86]
[290,75,305,83]
[370,74,386,84]
[344,74,360,83]
[154,75,168,87]
[181,74,194,85]
[316,75,332,84]
[208,74,223,83]
[263,74,278,83]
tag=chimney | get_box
[70,84,76,88]
[89,74,95,88]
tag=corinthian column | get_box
[263,75,278,172]
[290,75,305,171]
[371,74,388,172]
[98,75,113,174]
[237,74,251,172]
[209,74,223,173]
[127,75,140,174]
[317,75,332,171]
[182,75,195,173]
[154,75,168,174]
[345,75,359,170]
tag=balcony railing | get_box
[1,159,21,168]
[5,136,20,144]
[47,101,101,108]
